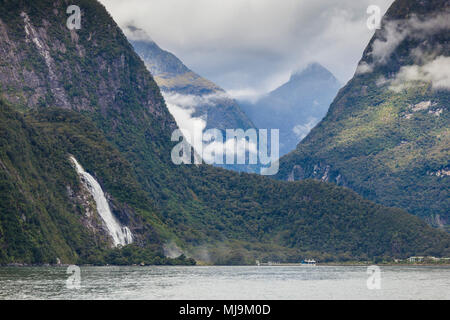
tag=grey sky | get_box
[100,0,393,99]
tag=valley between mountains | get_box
[0,0,448,265]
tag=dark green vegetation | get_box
[0,0,449,265]
[0,99,180,264]
[0,100,84,264]
[277,0,449,231]
[84,245,196,266]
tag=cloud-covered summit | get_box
[100,0,393,97]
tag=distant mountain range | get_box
[128,27,262,173]
[240,63,341,156]
[128,27,254,132]
[131,30,341,162]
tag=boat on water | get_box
[301,259,317,266]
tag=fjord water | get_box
[70,156,133,246]
[0,266,448,300]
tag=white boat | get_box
[301,259,317,266]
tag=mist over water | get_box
[0,266,448,300]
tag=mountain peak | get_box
[240,61,341,156]
[124,25,154,42]
[290,63,337,82]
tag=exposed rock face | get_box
[66,182,111,244]
[0,2,173,127]
[288,165,304,182]
[21,11,70,108]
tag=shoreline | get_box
[317,263,450,267]
[2,263,450,268]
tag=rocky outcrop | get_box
[0,2,173,127]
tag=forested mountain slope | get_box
[277,0,450,230]
[0,0,448,264]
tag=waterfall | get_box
[69,156,133,247]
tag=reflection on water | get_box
[0,265,448,300]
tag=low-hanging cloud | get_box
[370,13,450,65]
[163,91,230,110]
[100,0,393,96]
[292,117,320,140]
[355,61,374,74]
[163,92,207,153]
[164,91,259,165]
[390,56,450,91]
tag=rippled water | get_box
[0,265,448,299]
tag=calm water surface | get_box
[0,265,448,299]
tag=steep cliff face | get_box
[0,0,175,264]
[0,94,173,264]
[0,0,179,211]
[0,1,170,121]
[130,32,255,131]
[0,101,79,264]
[277,0,450,230]
[0,0,449,264]
[130,32,259,173]
[0,101,111,263]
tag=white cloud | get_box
[163,91,231,109]
[371,20,408,64]
[292,117,319,140]
[356,61,374,74]
[226,88,264,103]
[375,75,389,87]
[202,134,259,165]
[390,56,450,91]
[164,91,208,164]
[164,92,259,164]
[165,102,206,151]
[370,13,450,65]
[100,0,393,93]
